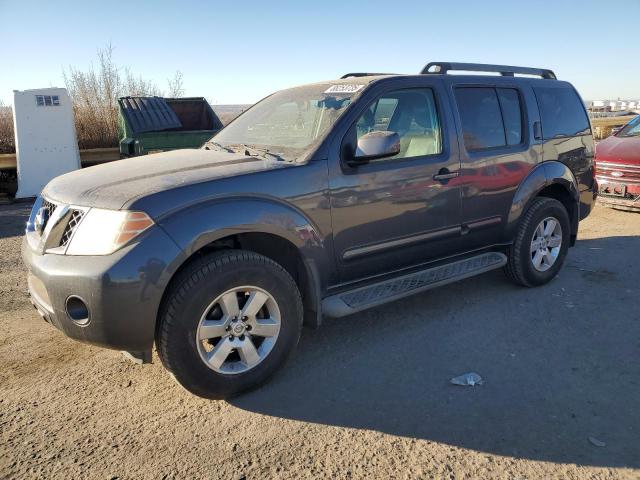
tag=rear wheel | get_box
[157,250,303,399]
[504,197,571,287]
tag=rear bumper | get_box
[21,226,184,352]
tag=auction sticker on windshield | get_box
[324,84,364,94]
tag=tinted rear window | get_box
[497,88,523,146]
[534,87,590,139]
[455,87,524,151]
[455,87,505,150]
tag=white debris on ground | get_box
[589,436,606,447]
[450,372,484,386]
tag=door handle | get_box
[433,168,459,182]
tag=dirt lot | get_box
[1,202,639,479]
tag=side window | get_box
[356,98,398,137]
[497,88,523,146]
[455,87,525,151]
[534,87,591,139]
[354,88,442,159]
[455,88,506,150]
[373,98,399,130]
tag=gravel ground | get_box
[1,201,639,479]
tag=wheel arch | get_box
[157,197,328,331]
[507,161,580,244]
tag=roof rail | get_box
[340,72,397,79]
[421,62,556,80]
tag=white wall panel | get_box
[13,88,80,198]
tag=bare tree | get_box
[64,44,123,149]
[124,68,162,97]
[167,71,185,98]
[64,44,163,149]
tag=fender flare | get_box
[158,195,329,325]
[506,161,580,240]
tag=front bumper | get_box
[22,226,184,352]
[597,194,640,211]
[595,176,640,212]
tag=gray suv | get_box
[23,62,596,398]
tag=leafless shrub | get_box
[64,45,187,149]
[123,69,162,98]
[64,45,163,149]
[167,71,185,98]
[0,46,189,154]
[0,101,14,154]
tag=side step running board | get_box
[322,252,507,318]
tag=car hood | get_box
[596,135,640,164]
[42,149,289,210]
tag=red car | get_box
[595,115,640,211]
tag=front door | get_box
[328,81,463,283]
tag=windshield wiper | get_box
[203,141,235,153]
[231,144,288,162]
[259,150,288,162]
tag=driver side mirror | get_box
[348,131,401,166]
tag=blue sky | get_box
[1,0,638,105]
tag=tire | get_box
[504,197,571,287]
[157,250,303,399]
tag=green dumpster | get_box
[118,96,223,156]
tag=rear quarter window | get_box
[534,86,590,139]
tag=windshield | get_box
[617,115,640,137]
[206,82,365,162]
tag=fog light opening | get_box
[66,296,90,325]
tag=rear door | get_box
[532,83,594,198]
[327,78,463,283]
[448,80,542,248]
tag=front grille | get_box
[42,199,56,215]
[60,210,84,247]
[40,199,57,232]
[596,161,640,184]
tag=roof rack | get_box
[421,62,556,80]
[340,72,397,79]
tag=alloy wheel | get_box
[196,286,281,374]
[529,216,563,272]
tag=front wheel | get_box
[156,250,303,399]
[504,197,571,287]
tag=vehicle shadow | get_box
[0,201,32,239]
[231,235,640,468]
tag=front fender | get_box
[506,161,580,240]
[158,195,331,290]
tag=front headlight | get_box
[66,209,154,256]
